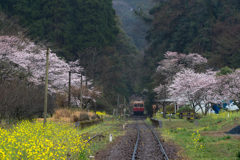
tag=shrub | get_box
[226,135,231,139]
[237,151,240,159]
[216,66,233,76]
[54,108,72,119]
[0,80,55,121]
[79,112,89,121]
[177,105,192,113]
[157,108,163,113]
[166,104,175,113]
[221,135,231,140]
[70,114,79,122]
[91,114,97,120]
[87,111,96,119]
[96,114,100,119]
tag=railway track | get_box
[95,119,178,160]
[132,120,169,160]
[130,115,148,120]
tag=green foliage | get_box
[93,23,141,110]
[177,106,192,113]
[166,104,175,113]
[144,90,156,115]
[237,150,240,159]
[0,0,119,59]
[216,66,233,76]
[142,0,240,83]
[222,135,231,140]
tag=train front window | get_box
[140,104,143,107]
[134,104,137,107]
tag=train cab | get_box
[133,101,144,115]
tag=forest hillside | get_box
[0,0,141,113]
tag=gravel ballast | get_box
[95,120,180,160]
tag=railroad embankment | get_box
[153,112,240,159]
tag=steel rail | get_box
[132,121,139,160]
[143,120,169,160]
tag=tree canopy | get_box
[0,0,119,59]
[144,0,240,72]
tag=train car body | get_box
[133,101,144,115]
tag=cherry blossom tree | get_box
[153,84,165,98]
[0,36,100,107]
[154,51,208,98]
[156,51,207,79]
[168,68,221,115]
[153,51,208,116]
[216,69,240,108]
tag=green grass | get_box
[152,112,240,160]
[87,119,130,158]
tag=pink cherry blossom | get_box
[168,68,224,114]
[216,69,240,103]
[154,51,208,100]
[156,51,207,78]
[0,36,99,106]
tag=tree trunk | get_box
[68,71,71,106]
[200,107,204,115]
[95,103,96,114]
[80,74,83,108]
[43,47,50,126]
[85,70,87,89]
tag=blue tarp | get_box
[213,100,233,114]
[213,104,220,114]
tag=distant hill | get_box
[112,0,155,51]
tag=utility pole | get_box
[68,71,71,107]
[43,47,50,126]
[117,94,119,115]
[80,74,83,108]
[94,102,96,114]
[85,70,87,89]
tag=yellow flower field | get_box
[0,121,89,160]
[96,111,107,116]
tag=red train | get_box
[133,100,144,115]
